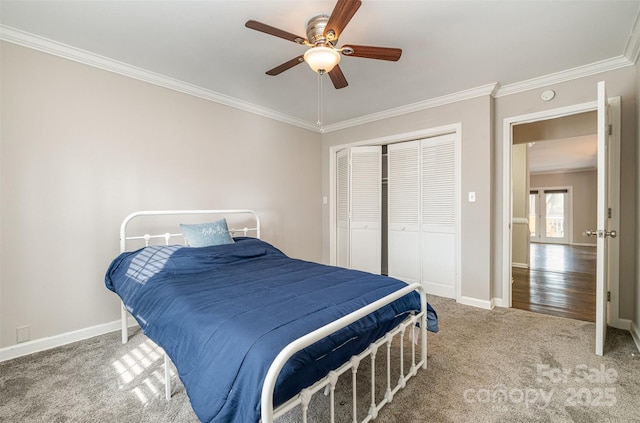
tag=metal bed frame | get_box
[117,209,427,423]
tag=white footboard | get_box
[262,283,427,423]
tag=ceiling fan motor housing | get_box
[306,15,334,45]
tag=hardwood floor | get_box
[512,243,596,322]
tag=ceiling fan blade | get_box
[324,0,362,41]
[328,64,348,89]
[245,20,306,44]
[342,45,402,61]
[266,55,305,76]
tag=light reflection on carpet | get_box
[112,338,175,404]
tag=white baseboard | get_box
[492,297,508,308]
[0,317,138,362]
[631,321,640,353]
[609,317,631,331]
[423,282,456,299]
[458,295,494,310]
[512,262,529,269]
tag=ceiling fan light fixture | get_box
[304,46,340,73]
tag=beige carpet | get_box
[2,295,639,422]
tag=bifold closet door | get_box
[387,134,458,299]
[336,146,382,274]
[421,134,457,298]
[387,141,421,284]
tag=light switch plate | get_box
[468,192,476,202]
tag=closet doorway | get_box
[329,124,462,302]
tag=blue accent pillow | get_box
[180,219,235,247]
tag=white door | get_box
[421,134,457,298]
[387,134,458,298]
[387,141,421,283]
[350,146,382,274]
[595,81,612,356]
[335,146,382,274]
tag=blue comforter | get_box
[105,238,437,423]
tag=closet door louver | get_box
[422,139,455,227]
[336,149,350,268]
[335,146,381,274]
[421,134,457,298]
[387,141,421,283]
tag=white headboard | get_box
[119,209,260,253]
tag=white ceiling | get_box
[1,0,639,131]
[528,135,597,174]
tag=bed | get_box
[105,210,437,423]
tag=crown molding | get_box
[624,7,640,64]
[321,83,500,133]
[323,50,633,131]
[495,55,633,98]
[497,7,640,97]
[0,25,320,133]
[2,22,637,133]
[1,24,498,134]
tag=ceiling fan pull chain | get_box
[317,71,323,126]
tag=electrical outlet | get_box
[16,325,30,343]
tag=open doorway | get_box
[510,111,598,322]
[503,87,621,355]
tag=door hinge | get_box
[607,291,611,302]
[608,208,612,219]
[608,124,612,135]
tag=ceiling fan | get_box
[245,0,402,89]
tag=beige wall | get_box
[514,111,596,143]
[530,170,597,246]
[494,66,638,319]
[0,42,323,348]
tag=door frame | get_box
[501,97,623,327]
